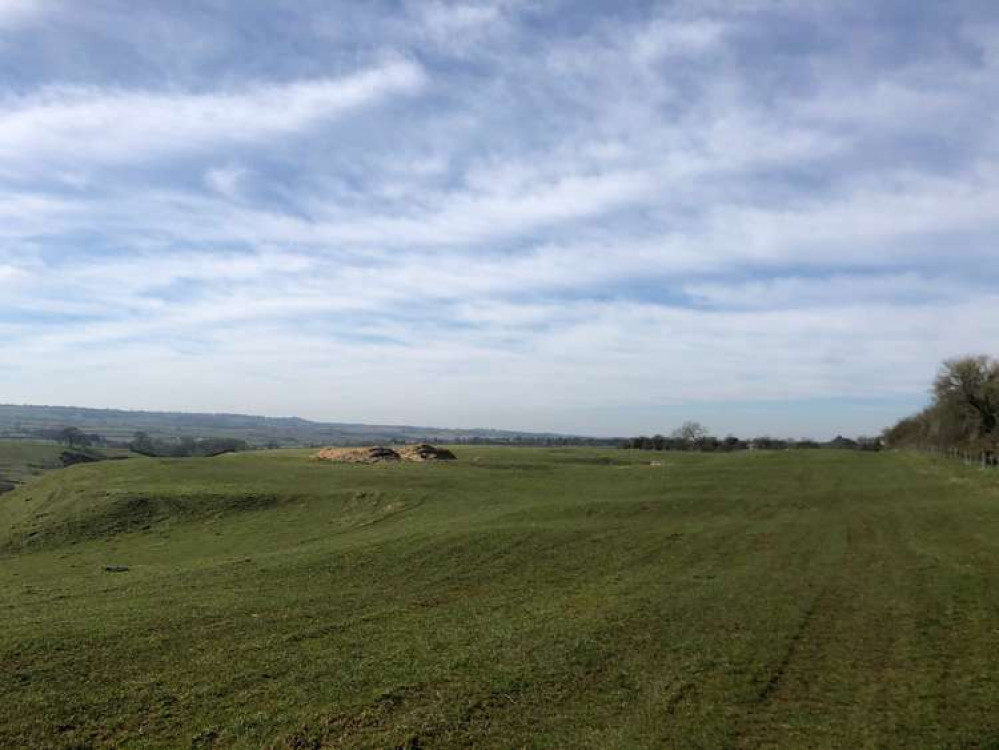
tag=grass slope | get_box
[0,440,135,497]
[1,448,998,748]
[0,440,71,494]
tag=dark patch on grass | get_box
[754,583,832,705]
[467,462,554,472]
[558,456,632,466]
[665,681,695,715]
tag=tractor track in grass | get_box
[734,510,914,748]
[753,579,837,706]
[751,520,861,711]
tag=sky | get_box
[1,0,998,438]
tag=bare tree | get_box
[672,421,709,443]
[933,356,999,439]
[885,355,999,451]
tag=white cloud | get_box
[405,0,523,54]
[683,273,954,310]
[0,59,427,170]
[417,2,501,37]
[5,252,998,435]
[699,167,999,267]
[633,19,728,64]
[317,167,657,245]
[0,264,27,284]
[0,2,997,436]
[0,0,51,29]
[0,190,82,238]
[204,165,248,200]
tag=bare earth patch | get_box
[315,444,456,464]
[398,444,457,462]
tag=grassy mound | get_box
[0,451,412,551]
[2,448,999,748]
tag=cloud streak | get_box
[0,0,51,29]
[0,1,997,437]
[0,58,426,170]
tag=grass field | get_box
[0,440,134,496]
[2,447,999,748]
[0,440,69,491]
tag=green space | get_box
[0,440,134,497]
[2,447,998,748]
[0,440,67,492]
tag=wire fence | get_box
[923,446,999,469]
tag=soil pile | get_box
[314,444,457,464]
[314,446,401,464]
[398,444,457,461]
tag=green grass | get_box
[2,447,999,748]
[0,440,70,492]
[0,440,134,496]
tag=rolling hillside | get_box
[0,440,67,492]
[2,448,999,747]
[0,440,135,498]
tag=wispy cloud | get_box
[204,164,249,200]
[0,58,426,171]
[633,19,728,63]
[0,1,997,436]
[0,0,51,29]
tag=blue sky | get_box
[1,0,998,438]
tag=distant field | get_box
[0,440,70,492]
[0,403,571,447]
[0,440,134,496]
[2,448,999,748]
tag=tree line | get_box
[31,427,249,458]
[34,426,106,449]
[621,421,881,453]
[128,432,249,458]
[883,355,999,453]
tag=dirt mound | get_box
[314,444,457,464]
[314,446,401,464]
[398,444,457,461]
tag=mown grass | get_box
[2,447,999,748]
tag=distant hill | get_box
[0,403,585,447]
